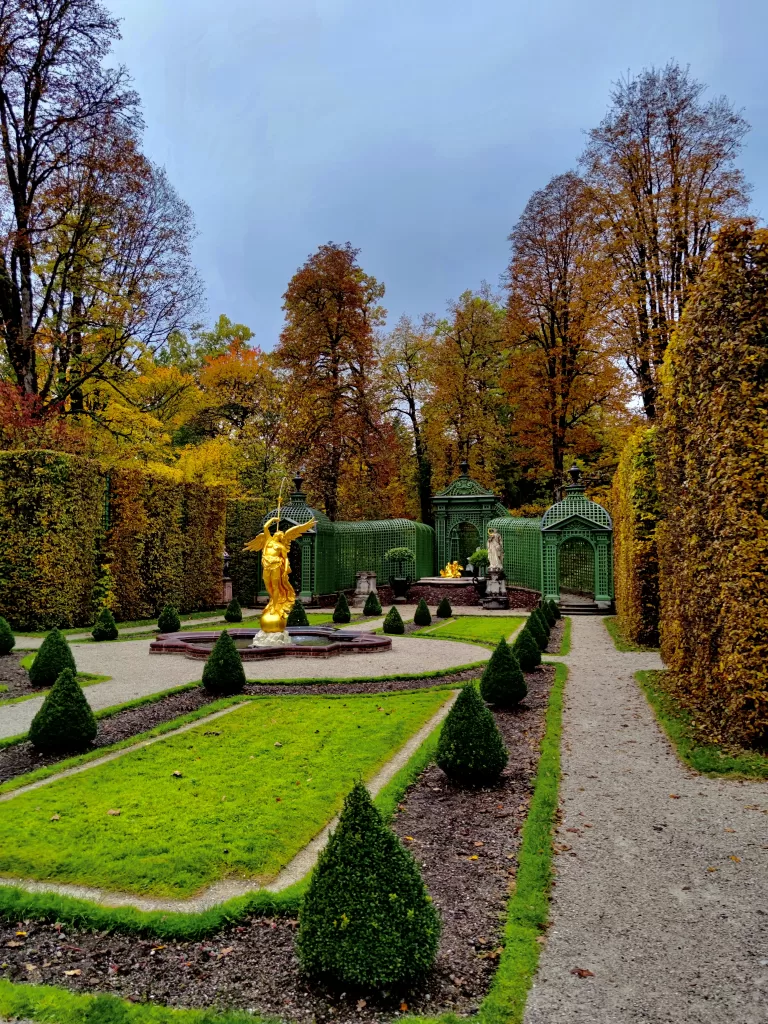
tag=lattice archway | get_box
[449,521,481,565]
[558,536,596,597]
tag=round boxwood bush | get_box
[28,628,77,688]
[224,598,242,623]
[297,780,440,987]
[202,630,245,695]
[541,600,556,627]
[479,637,527,707]
[413,598,432,627]
[436,597,452,619]
[28,668,97,753]
[513,626,542,671]
[333,592,351,624]
[0,616,15,655]
[527,611,548,651]
[363,591,382,616]
[92,607,118,642]
[157,605,181,633]
[383,606,405,635]
[287,599,309,626]
[436,684,508,786]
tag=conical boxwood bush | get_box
[479,637,528,707]
[333,592,351,624]
[202,631,245,695]
[363,591,382,616]
[297,781,440,987]
[157,605,181,633]
[541,600,556,627]
[436,685,508,786]
[28,628,77,688]
[287,599,309,626]
[527,611,548,651]
[513,626,541,671]
[436,597,452,619]
[92,607,118,642]
[0,616,15,655]
[413,598,432,627]
[548,598,562,621]
[383,606,405,635]
[28,668,97,753]
[224,598,242,623]
[533,606,551,639]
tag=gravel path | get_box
[0,635,489,739]
[525,616,768,1024]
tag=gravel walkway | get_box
[525,616,768,1024]
[0,635,489,740]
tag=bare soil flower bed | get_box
[545,619,565,655]
[0,652,32,698]
[0,666,554,1023]
[0,668,484,786]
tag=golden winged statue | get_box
[244,515,317,632]
[440,560,463,579]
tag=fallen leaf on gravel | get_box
[107,809,121,816]
[50,814,60,821]
[468,855,479,860]
[724,828,736,833]
[730,856,741,863]
[669,794,680,799]
[63,969,81,976]
[707,866,718,872]
[218,947,234,957]
[24,963,39,973]
[571,968,594,978]
[15,931,26,937]
[403,836,414,841]
[357,998,367,1009]
[400,1003,408,1012]
[565,827,581,833]
[5,941,24,947]
[473,841,484,847]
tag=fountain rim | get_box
[149,625,392,660]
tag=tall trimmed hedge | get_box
[611,427,661,647]
[657,223,768,749]
[225,498,264,605]
[0,451,226,629]
[0,451,104,629]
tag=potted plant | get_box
[384,547,415,601]
[468,547,490,596]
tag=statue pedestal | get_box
[482,569,509,610]
[250,629,292,648]
[351,571,378,607]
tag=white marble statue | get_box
[487,528,504,572]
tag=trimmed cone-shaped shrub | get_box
[541,600,556,627]
[287,600,309,627]
[548,598,562,621]
[297,781,440,987]
[28,628,77,688]
[363,591,382,616]
[527,611,548,651]
[157,605,181,633]
[28,668,97,753]
[533,606,551,639]
[333,592,351,624]
[436,684,508,786]
[414,598,432,627]
[513,626,542,671]
[479,637,527,707]
[436,597,452,619]
[92,607,118,642]
[224,598,242,623]
[202,630,246,695]
[383,606,405,635]
[0,616,15,655]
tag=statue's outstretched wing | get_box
[284,518,317,544]
[243,534,267,553]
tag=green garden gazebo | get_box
[432,462,509,569]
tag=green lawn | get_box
[0,690,449,897]
[415,615,524,646]
[637,670,768,780]
[603,615,659,653]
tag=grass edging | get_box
[556,617,572,656]
[404,661,568,1024]
[0,670,111,706]
[0,696,453,938]
[602,616,659,653]
[637,670,768,780]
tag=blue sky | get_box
[107,0,767,348]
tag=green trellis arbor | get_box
[540,466,613,607]
[432,462,509,569]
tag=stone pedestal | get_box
[221,577,233,603]
[351,571,378,607]
[250,629,292,648]
[482,568,509,610]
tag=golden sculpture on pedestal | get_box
[244,513,316,633]
[440,560,463,579]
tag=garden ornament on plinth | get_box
[244,505,316,641]
[440,561,463,579]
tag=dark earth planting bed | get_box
[0,668,485,786]
[0,652,32,699]
[545,618,565,655]
[0,665,554,1022]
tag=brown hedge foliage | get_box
[657,222,768,749]
[0,451,104,629]
[182,483,227,612]
[611,427,661,647]
[225,498,264,605]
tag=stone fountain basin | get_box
[149,627,392,661]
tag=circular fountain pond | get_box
[149,626,392,661]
